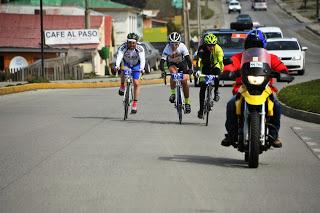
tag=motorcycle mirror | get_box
[277,73,294,83]
[223,58,233,65]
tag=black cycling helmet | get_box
[244,29,267,49]
[127,32,139,41]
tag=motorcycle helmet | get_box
[168,32,181,43]
[203,33,218,45]
[244,29,267,49]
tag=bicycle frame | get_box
[198,74,218,125]
[172,72,184,124]
[123,69,133,120]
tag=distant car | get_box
[258,26,283,39]
[252,0,267,11]
[194,29,249,86]
[230,14,253,30]
[228,1,241,14]
[111,42,161,74]
[266,38,308,75]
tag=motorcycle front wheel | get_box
[248,111,260,168]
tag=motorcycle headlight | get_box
[247,75,266,85]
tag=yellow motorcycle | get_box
[233,48,293,168]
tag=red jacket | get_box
[224,52,288,94]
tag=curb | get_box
[306,25,320,37]
[0,78,166,96]
[274,0,320,36]
[280,101,320,124]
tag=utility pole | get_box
[40,0,44,78]
[317,0,319,21]
[183,0,190,50]
[197,0,201,40]
[85,0,90,28]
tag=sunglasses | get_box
[207,44,215,47]
[170,42,180,46]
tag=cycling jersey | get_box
[161,43,190,64]
[197,44,224,74]
[115,43,145,71]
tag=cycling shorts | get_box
[167,61,189,74]
[124,62,141,80]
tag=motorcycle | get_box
[230,48,293,168]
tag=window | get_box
[264,32,282,39]
[266,41,300,50]
[0,56,4,71]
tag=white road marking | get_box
[293,126,302,130]
[312,148,320,153]
[301,136,312,140]
[306,142,317,146]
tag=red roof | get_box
[0,13,104,49]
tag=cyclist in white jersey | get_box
[114,33,145,114]
[160,32,193,114]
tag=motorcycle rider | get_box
[195,33,224,119]
[160,32,193,114]
[221,29,289,148]
[114,33,145,114]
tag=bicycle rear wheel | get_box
[177,86,183,124]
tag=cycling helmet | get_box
[203,33,218,45]
[168,32,181,43]
[127,33,139,41]
[244,29,267,49]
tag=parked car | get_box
[111,42,161,74]
[266,38,308,75]
[140,42,161,73]
[228,1,241,14]
[194,29,249,86]
[230,14,253,30]
[258,26,283,39]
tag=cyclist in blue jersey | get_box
[114,33,146,114]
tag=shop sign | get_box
[45,29,99,45]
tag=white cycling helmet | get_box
[168,32,181,43]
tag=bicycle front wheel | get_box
[176,86,183,124]
[123,83,130,120]
[205,86,212,126]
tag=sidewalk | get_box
[0,71,164,96]
[274,0,320,36]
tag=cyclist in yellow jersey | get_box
[196,33,224,119]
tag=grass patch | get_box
[278,79,320,114]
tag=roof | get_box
[267,38,298,42]
[0,13,103,49]
[6,0,136,9]
[258,26,283,33]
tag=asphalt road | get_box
[0,1,320,212]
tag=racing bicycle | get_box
[122,68,134,120]
[164,71,185,124]
[197,73,219,126]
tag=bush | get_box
[278,79,320,114]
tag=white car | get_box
[266,38,308,75]
[258,26,283,39]
[228,1,241,14]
